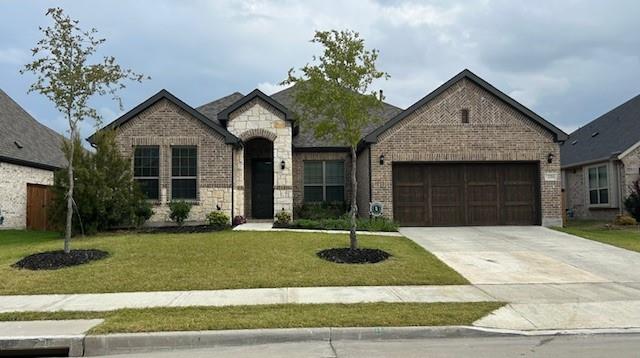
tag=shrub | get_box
[232,215,247,226]
[50,131,154,234]
[624,180,640,222]
[294,202,347,220]
[206,211,230,230]
[614,214,637,226]
[289,216,398,232]
[169,201,192,226]
[134,201,154,228]
[275,210,292,226]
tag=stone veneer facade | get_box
[226,98,293,218]
[0,162,54,229]
[113,99,233,223]
[367,78,563,227]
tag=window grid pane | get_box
[172,146,197,200]
[304,162,323,185]
[303,160,345,203]
[172,147,197,177]
[325,161,344,185]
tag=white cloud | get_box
[381,2,462,27]
[257,81,291,95]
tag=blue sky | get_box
[1,0,639,140]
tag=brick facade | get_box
[368,78,563,227]
[0,162,54,229]
[563,143,640,221]
[113,99,233,223]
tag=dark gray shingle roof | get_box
[271,85,403,148]
[561,94,640,168]
[196,92,245,126]
[0,89,66,170]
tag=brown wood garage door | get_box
[393,163,540,226]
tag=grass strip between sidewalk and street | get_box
[0,302,503,334]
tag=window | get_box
[588,165,608,205]
[134,146,160,200]
[303,160,344,202]
[171,146,197,200]
[461,109,470,123]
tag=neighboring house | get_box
[93,69,567,227]
[0,89,66,230]
[561,95,640,221]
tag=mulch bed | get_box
[317,248,391,264]
[12,249,109,270]
[135,225,226,234]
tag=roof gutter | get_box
[0,155,61,171]
[561,154,622,170]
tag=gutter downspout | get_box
[231,148,235,220]
[368,147,372,218]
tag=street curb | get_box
[81,325,640,356]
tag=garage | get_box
[393,163,540,226]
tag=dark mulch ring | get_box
[136,225,226,234]
[317,248,391,264]
[12,249,109,271]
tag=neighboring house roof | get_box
[91,89,241,145]
[363,69,568,145]
[561,94,640,168]
[0,88,66,170]
[271,85,403,149]
[217,89,295,124]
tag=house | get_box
[94,69,567,227]
[0,89,66,230]
[561,95,640,221]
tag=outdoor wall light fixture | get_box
[547,153,554,164]
[281,160,286,170]
[379,154,385,165]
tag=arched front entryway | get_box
[244,138,274,219]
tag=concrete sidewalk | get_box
[0,285,492,313]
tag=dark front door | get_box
[252,159,274,219]
[393,163,540,226]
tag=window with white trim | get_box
[303,160,344,203]
[171,146,197,200]
[133,146,159,200]
[588,165,608,205]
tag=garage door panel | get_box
[393,163,539,226]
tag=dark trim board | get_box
[364,69,568,145]
[293,146,351,153]
[391,161,542,226]
[218,89,295,125]
[0,156,60,171]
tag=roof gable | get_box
[90,89,240,145]
[363,69,568,144]
[217,89,294,125]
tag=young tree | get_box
[22,8,147,253]
[282,30,389,250]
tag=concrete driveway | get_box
[400,226,640,330]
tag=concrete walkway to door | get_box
[400,226,640,330]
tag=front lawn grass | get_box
[0,302,503,334]
[0,230,467,295]
[555,220,640,253]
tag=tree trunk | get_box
[350,146,358,250]
[64,127,75,254]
